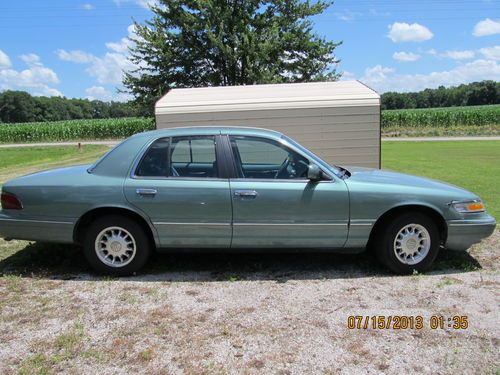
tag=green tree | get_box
[0,91,38,123]
[123,0,341,113]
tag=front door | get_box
[124,135,232,248]
[226,135,349,248]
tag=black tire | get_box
[83,215,151,276]
[374,212,440,274]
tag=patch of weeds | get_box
[460,261,480,272]
[119,292,139,305]
[203,361,228,374]
[213,272,240,282]
[436,277,462,288]
[410,269,422,279]
[144,287,159,297]
[54,321,85,356]
[138,348,154,362]
[35,296,52,311]
[3,274,25,293]
[80,349,106,363]
[19,353,51,375]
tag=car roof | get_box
[134,126,284,140]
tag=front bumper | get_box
[445,215,496,251]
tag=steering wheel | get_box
[275,155,292,179]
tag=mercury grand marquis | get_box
[0,127,496,275]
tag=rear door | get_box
[124,134,232,248]
[225,134,349,248]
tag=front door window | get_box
[229,136,309,179]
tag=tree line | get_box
[381,81,500,110]
[2,80,498,124]
[0,90,141,124]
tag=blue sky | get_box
[0,0,499,101]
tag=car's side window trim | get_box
[225,134,335,182]
[131,134,229,181]
[132,136,171,178]
[169,135,219,179]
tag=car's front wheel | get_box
[83,215,151,275]
[374,212,440,274]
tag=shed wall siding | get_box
[156,106,380,168]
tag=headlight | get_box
[451,200,485,213]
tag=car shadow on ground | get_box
[0,241,482,282]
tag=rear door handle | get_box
[234,190,258,198]
[136,188,157,196]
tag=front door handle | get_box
[136,188,157,196]
[234,190,258,199]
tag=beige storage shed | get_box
[155,80,381,168]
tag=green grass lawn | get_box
[382,141,499,219]
[0,145,109,185]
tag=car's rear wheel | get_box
[374,212,440,274]
[83,215,151,275]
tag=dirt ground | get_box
[0,231,498,375]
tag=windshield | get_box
[280,135,345,178]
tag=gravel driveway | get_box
[0,231,498,374]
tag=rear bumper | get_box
[0,212,75,243]
[445,215,496,251]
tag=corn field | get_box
[0,105,499,143]
[382,105,500,128]
[0,118,155,143]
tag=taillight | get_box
[1,193,23,210]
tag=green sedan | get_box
[0,127,496,275]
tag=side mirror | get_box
[307,164,322,181]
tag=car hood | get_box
[342,166,477,198]
[3,164,92,188]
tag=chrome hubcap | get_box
[95,226,136,268]
[393,223,430,265]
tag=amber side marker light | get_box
[451,200,485,213]
[1,193,23,210]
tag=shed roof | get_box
[155,80,380,115]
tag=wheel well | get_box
[367,205,447,248]
[74,207,156,246]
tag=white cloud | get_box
[19,53,42,66]
[81,3,94,10]
[85,86,112,101]
[57,23,139,86]
[113,0,156,9]
[387,22,433,43]
[0,49,11,68]
[89,52,136,84]
[334,10,362,22]
[57,49,95,64]
[473,18,500,37]
[393,51,421,62]
[85,85,132,101]
[442,50,475,60]
[362,65,395,86]
[359,59,500,93]
[479,45,500,60]
[0,54,61,96]
[34,87,63,97]
[105,24,137,53]
[58,49,135,85]
[340,70,356,80]
[369,9,391,17]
